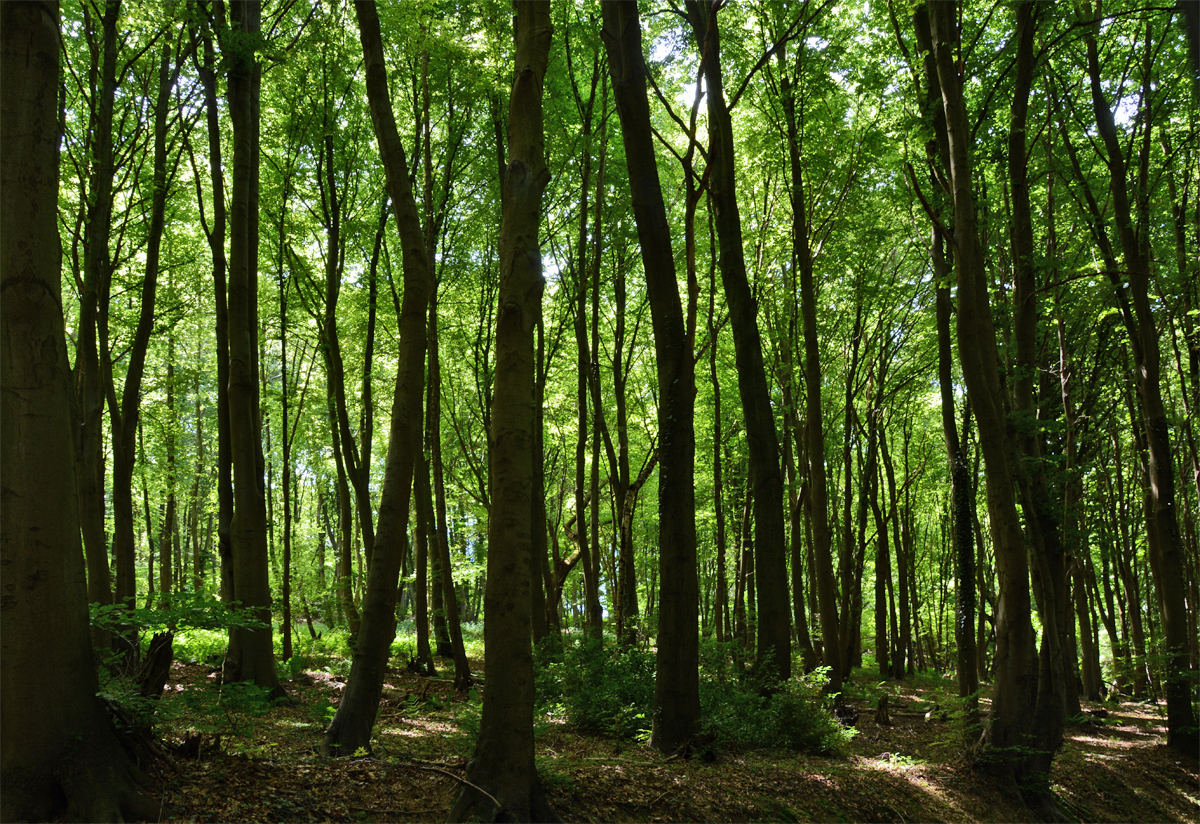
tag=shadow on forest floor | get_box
[144,659,1198,823]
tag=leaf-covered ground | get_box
[145,658,1198,823]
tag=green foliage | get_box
[698,642,855,755]
[448,687,484,756]
[178,680,286,741]
[535,637,656,740]
[90,593,268,638]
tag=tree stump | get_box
[875,693,891,725]
[136,631,175,699]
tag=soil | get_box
[142,659,1199,823]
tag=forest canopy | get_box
[1,0,1198,820]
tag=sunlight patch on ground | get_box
[379,718,456,738]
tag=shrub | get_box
[698,641,854,755]
[536,637,655,739]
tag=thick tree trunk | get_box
[449,5,557,819]
[322,0,433,757]
[222,0,282,696]
[1,5,157,818]
[686,0,790,686]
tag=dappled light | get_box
[4,0,1197,819]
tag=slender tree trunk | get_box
[196,28,233,607]
[429,289,472,689]
[779,44,838,687]
[602,0,701,751]
[532,310,553,646]
[107,36,180,625]
[449,4,556,819]
[279,184,293,662]
[709,267,729,646]
[1082,8,1198,755]
[74,0,119,620]
[413,484,435,675]
[686,0,790,685]
[921,0,1040,796]
[321,0,433,758]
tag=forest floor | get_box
[142,653,1199,824]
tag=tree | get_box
[448,2,559,820]
[221,0,283,696]
[321,0,434,757]
[602,0,701,753]
[0,4,157,818]
[1078,1,1198,755]
[685,0,792,686]
[920,1,1050,808]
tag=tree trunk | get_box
[321,0,433,757]
[709,265,730,646]
[449,5,557,819]
[602,0,701,751]
[686,0,790,686]
[413,484,436,675]
[779,43,839,687]
[107,36,180,625]
[428,290,472,690]
[222,0,282,696]
[0,5,157,817]
[920,0,1041,797]
[196,27,233,607]
[74,0,119,620]
[1082,8,1198,755]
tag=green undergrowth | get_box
[532,636,855,756]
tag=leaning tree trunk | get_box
[921,0,1041,799]
[321,0,433,758]
[0,5,157,818]
[602,0,700,752]
[1082,10,1199,757]
[448,4,558,820]
[222,0,282,696]
[686,0,791,686]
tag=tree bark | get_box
[603,0,701,752]
[0,4,157,817]
[222,0,282,696]
[449,4,557,819]
[921,0,1040,796]
[196,26,234,607]
[1081,6,1198,755]
[428,290,472,689]
[779,42,839,689]
[686,0,790,686]
[74,0,120,619]
[321,0,434,757]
